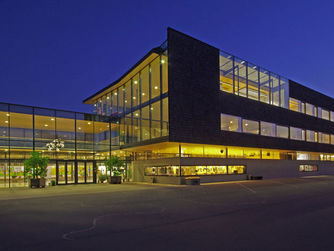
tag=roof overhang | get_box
[83,47,164,104]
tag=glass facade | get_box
[0,103,119,188]
[220,51,289,108]
[93,51,169,145]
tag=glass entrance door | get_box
[67,162,75,184]
[58,161,66,184]
[87,162,94,183]
[57,160,96,185]
[78,162,86,183]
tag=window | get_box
[290,127,304,141]
[242,119,259,134]
[331,111,334,122]
[221,114,241,132]
[150,57,160,99]
[306,130,316,142]
[220,52,234,94]
[260,121,276,137]
[228,165,246,174]
[331,135,334,145]
[289,98,301,112]
[319,132,330,144]
[247,63,259,101]
[305,103,316,117]
[321,108,330,120]
[299,165,318,172]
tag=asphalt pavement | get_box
[0,176,334,251]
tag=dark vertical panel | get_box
[167,28,220,143]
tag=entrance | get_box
[77,161,94,183]
[56,160,96,185]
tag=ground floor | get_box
[132,157,334,185]
[0,159,114,188]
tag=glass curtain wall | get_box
[220,51,289,108]
[0,103,119,188]
[96,51,169,145]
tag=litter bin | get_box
[185,177,200,185]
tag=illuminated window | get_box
[305,103,316,117]
[242,119,259,134]
[260,121,276,137]
[319,132,330,144]
[299,165,318,172]
[289,98,301,112]
[306,130,316,142]
[228,165,246,174]
[221,114,241,132]
[290,127,304,141]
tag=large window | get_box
[319,133,330,144]
[305,103,316,117]
[221,114,241,132]
[219,51,289,108]
[290,127,304,141]
[306,130,316,142]
[277,125,289,138]
[260,121,276,137]
[242,119,259,135]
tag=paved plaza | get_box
[1,176,334,250]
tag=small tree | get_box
[24,151,49,179]
[104,156,124,178]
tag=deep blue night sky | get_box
[1,0,334,113]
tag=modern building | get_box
[1,28,334,187]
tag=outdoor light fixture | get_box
[44,124,48,127]
[161,59,165,64]
[154,86,158,90]
[5,121,8,123]
[51,118,55,121]
[6,113,9,116]
[134,80,138,84]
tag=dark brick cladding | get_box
[167,28,334,153]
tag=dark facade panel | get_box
[289,80,334,111]
[167,28,220,143]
